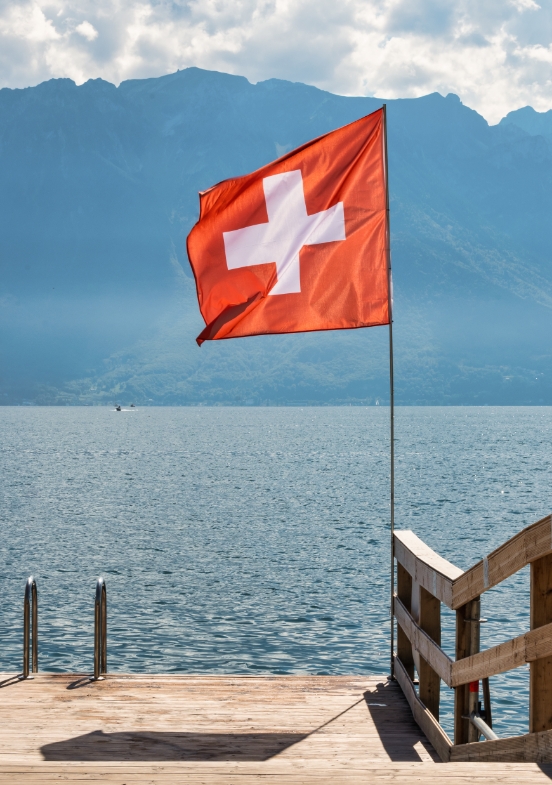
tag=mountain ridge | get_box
[1,68,551,405]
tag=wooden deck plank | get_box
[0,673,551,783]
[0,673,435,767]
[1,764,552,783]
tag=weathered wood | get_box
[530,553,552,733]
[467,598,480,744]
[393,597,452,686]
[394,531,463,609]
[454,598,480,745]
[392,518,552,765]
[396,563,414,681]
[452,514,552,609]
[451,725,552,763]
[3,761,552,783]
[451,618,552,685]
[417,587,441,721]
[393,656,452,763]
[396,516,552,610]
[0,672,440,779]
[4,672,552,781]
[396,586,552,689]
[410,580,421,677]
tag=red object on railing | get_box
[469,680,479,693]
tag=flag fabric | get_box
[187,108,390,346]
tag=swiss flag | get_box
[187,107,390,345]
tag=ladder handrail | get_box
[92,577,107,680]
[22,576,38,679]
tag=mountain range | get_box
[1,68,551,405]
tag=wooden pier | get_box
[1,672,552,783]
[4,514,552,782]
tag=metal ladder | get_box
[19,575,107,680]
[22,576,38,679]
[92,577,107,681]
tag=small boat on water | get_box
[115,405,122,412]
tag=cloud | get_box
[75,21,98,41]
[0,0,551,122]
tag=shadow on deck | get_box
[363,681,435,762]
[40,680,435,763]
[41,730,307,761]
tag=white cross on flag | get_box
[187,108,390,345]
[224,170,346,296]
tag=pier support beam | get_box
[530,553,552,732]
[454,597,480,745]
[416,585,441,721]
[397,563,414,680]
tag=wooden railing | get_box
[393,513,552,763]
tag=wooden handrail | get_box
[396,596,552,685]
[393,513,552,762]
[452,514,552,608]
[395,514,552,609]
[394,531,463,609]
[394,596,453,685]
[450,726,552,762]
[453,620,552,684]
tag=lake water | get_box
[1,406,551,740]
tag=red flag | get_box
[187,107,390,346]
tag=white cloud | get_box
[0,0,551,122]
[75,20,98,41]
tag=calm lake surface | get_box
[1,406,551,739]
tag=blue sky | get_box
[1,0,551,122]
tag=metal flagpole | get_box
[382,104,395,680]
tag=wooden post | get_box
[418,586,441,721]
[530,553,552,732]
[397,563,414,680]
[466,598,480,743]
[454,597,480,745]
[411,580,420,676]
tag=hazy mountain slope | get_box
[500,106,552,141]
[1,68,551,405]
